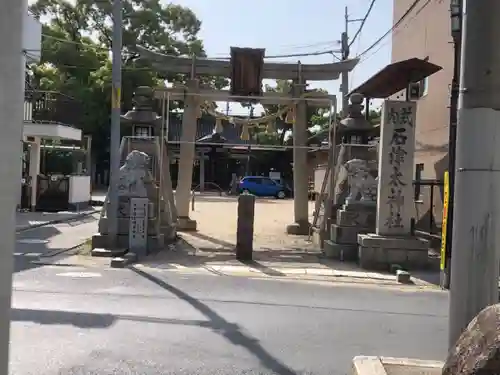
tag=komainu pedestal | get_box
[94,150,166,257]
[324,158,377,261]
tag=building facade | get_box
[391,0,454,231]
[392,0,453,179]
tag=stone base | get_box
[99,217,159,235]
[176,216,197,231]
[324,240,357,261]
[352,356,442,375]
[286,220,311,235]
[357,233,429,271]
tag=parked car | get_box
[238,176,290,199]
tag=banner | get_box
[440,171,449,270]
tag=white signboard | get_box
[129,197,148,252]
[376,100,417,236]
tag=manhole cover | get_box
[17,239,49,244]
[56,272,102,278]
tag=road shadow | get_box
[130,266,298,375]
[11,308,227,330]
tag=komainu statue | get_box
[117,150,150,198]
[344,159,377,204]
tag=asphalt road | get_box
[10,265,449,375]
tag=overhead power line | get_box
[349,0,377,48]
[356,0,425,59]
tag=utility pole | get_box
[108,0,122,246]
[441,0,463,290]
[341,7,364,116]
[0,0,25,372]
[340,6,350,116]
[448,0,500,348]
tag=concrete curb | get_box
[352,356,443,375]
[16,209,100,233]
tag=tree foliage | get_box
[28,0,222,163]
[261,80,332,145]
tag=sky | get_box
[172,0,394,115]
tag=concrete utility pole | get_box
[448,0,500,348]
[441,0,463,290]
[108,0,123,245]
[340,6,350,115]
[0,0,26,372]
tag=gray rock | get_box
[443,304,500,375]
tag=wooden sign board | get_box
[230,47,265,99]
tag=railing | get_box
[24,90,82,127]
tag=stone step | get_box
[91,233,165,254]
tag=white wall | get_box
[23,12,41,63]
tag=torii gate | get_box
[135,46,359,234]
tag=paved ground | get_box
[16,208,98,232]
[189,196,317,251]
[137,197,441,287]
[10,265,448,375]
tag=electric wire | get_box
[348,0,377,48]
[356,0,425,59]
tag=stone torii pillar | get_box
[286,79,310,235]
[175,79,199,230]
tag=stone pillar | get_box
[236,193,255,261]
[286,81,310,235]
[175,79,199,230]
[199,152,205,192]
[376,101,416,235]
[28,138,40,211]
[358,100,429,270]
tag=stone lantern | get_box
[121,86,162,137]
[338,93,376,144]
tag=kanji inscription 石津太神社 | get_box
[376,101,417,236]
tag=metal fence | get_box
[413,179,444,235]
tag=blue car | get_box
[238,176,290,199]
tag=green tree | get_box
[28,0,225,162]
[262,80,332,145]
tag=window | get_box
[419,76,429,97]
[261,178,276,185]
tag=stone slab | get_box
[324,240,357,261]
[358,233,429,250]
[91,248,127,258]
[331,224,370,245]
[352,356,443,375]
[337,209,376,227]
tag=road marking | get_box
[56,271,102,278]
[17,239,49,244]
